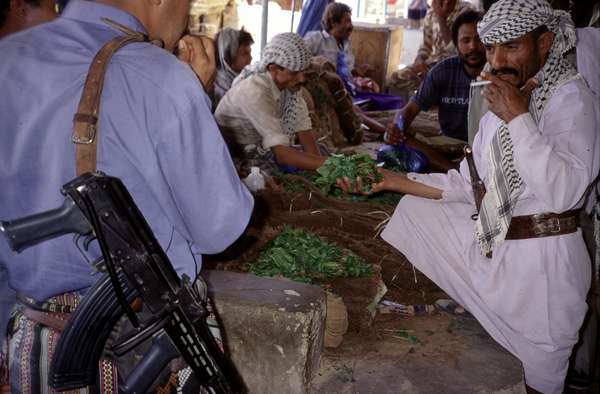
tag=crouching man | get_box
[215,32,326,177]
[340,1,600,392]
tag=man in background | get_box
[387,10,485,143]
[0,0,56,38]
[387,0,472,102]
[214,26,254,105]
[215,32,326,177]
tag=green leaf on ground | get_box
[249,226,373,284]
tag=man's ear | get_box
[537,31,554,59]
[266,63,277,73]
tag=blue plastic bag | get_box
[377,143,429,173]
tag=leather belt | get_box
[22,308,69,332]
[505,209,580,240]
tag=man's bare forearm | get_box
[384,171,443,199]
[271,145,326,171]
[297,129,321,156]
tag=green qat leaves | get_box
[314,154,383,194]
[249,226,373,283]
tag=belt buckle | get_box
[72,123,97,145]
[534,217,561,236]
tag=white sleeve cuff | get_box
[262,133,291,150]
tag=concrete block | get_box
[202,270,326,394]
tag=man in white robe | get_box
[344,1,600,392]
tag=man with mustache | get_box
[386,10,486,142]
[340,0,599,392]
[304,2,379,94]
[388,0,472,102]
[215,32,326,177]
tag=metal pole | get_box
[290,0,297,32]
[261,0,269,51]
[356,0,361,18]
[383,0,388,20]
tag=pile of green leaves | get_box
[249,226,373,283]
[314,154,383,195]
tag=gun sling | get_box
[2,20,238,394]
[72,18,157,176]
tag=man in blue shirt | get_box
[388,10,485,142]
[0,0,253,390]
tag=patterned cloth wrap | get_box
[303,56,362,147]
[4,284,223,393]
[214,27,242,104]
[234,32,312,136]
[473,0,580,256]
[5,292,114,394]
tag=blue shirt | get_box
[0,1,253,307]
[304,30,355,72]
[412,56,474,141]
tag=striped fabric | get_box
[6,290,224,393]
[7,293,117,394]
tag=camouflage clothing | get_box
[388,1,472,100]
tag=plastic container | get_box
[243,166,265,192]
[377,144,429,173]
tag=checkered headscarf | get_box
[234,33,312,135]
[474,0,580,257]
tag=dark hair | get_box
[1,0,43,28]
[238,27,254,47]
[451,10,483,45]
[482,0,499,12]
[530,24,549,41]
[1,0,10,28]
[321,2,352,32]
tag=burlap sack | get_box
[324,292,349,348]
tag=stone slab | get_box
[202,270,326,393]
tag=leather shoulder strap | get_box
[73,20,148,176]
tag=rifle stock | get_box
[1,172,241,393]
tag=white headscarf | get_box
[234,32,312,135]
[215,27,242,103]
[474,0,580,257]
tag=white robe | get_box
[382,78,600,394]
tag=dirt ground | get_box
[204,176,447,331]
[204,170,599,393]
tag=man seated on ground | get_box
[387,10,486,143]
[340,1,599,392]
[304,2,376,93]
[388,0,472,102]
[215,32,326,177]
[303,2,402,112]
[213,26,254,105]
[0,0,56,38]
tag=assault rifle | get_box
[0,172,242,393]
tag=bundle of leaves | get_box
[314,154,383,195]
[249,226,373,284]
